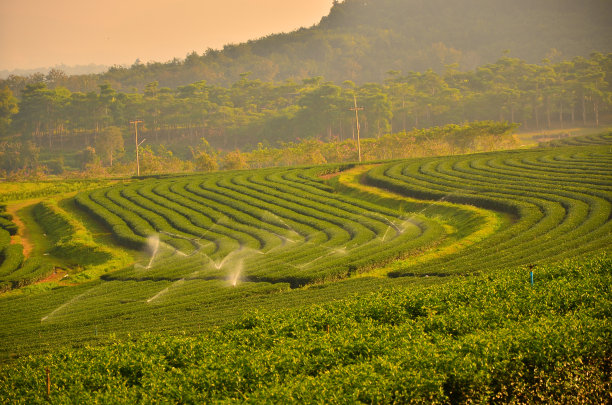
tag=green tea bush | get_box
[1,256,53,289]
[364,145,611,277]
[0,228,10,250]
[32,201,112,266]
[0,216,18,235]
[0,244,24,278]
[75,190,146,250]
[1,255,609,403]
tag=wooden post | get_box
[130,120,144,176]
[350,95,364,162]
[46,367,50,398]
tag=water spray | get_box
[41,287,96,322]
[215,250,240,270]
[298,245,348,268]
[146,234,160,269]
[229,260,243,287]
[146,279,185,303]
[394,189,463,232]
[381,225,393,242]
[263,210,295,232]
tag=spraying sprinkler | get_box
[230,271,240,287]
[146,234,160,269]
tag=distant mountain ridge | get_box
[0,64,109,80]
[4,0,612,92]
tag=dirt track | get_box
[5,202,36,258]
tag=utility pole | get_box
[130,120,145,176]
[350,95,364,162]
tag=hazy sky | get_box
[0,0,334,71]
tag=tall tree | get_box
[95,126,124,166]
[0,87,18,136]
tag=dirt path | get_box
[3,191,84,260]
[34,269,66,284]
[5,201,38,259]
[319,171,343,180]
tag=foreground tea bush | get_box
[2,255,609,403]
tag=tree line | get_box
[1,53,609,154]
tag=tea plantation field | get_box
[0,133,610,402]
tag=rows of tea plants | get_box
[0,204,22,292]
[545,131,611,147]
[0,162,464,358]
[0,261,435,360]
[0,180,109,203]
[0,229,22,292]
[75,166,451,287]
[32,201,113,267]
[2,135,610,362]
[0,204,18,235]
[1,254,609,403]
[363,142,612,277]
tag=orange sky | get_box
[0,0,334,71]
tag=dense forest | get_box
[0,53,609,155]
[1,0,610,93]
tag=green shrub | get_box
[0,256,609,403]
[0,244,24,278]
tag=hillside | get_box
[87,0,612,89]
[0,133,610,353]
[2,256,609,402]
[0,134,610,401]
[4,0,611,92]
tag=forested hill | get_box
[4,0,611,92]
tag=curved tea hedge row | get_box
[363,143,612,277]
[544,131,611,147]
[75,167,449,287]
[32,201,113,267]
[0,204,18,236]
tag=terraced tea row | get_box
[546,131,612,147]
[2,137,611,360]
[75,167,448,287]
[363,143,612,277]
